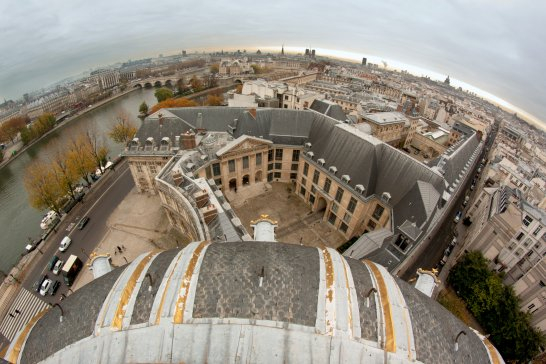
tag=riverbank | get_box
[0,87,140,170]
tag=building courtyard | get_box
[226,182,346,249]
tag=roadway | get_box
[400,126,498,281]
[21,160,134,305]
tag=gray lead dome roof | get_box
[5,241,503,364]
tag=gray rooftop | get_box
[8,242,503,364]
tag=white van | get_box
[59,236,72,252]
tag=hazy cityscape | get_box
[1,2,546,363]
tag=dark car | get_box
[77,216,90,230]
[49,280,61,296]
[47,255,60,271]
[34,274,48,293]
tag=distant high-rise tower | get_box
[281,44,284,55]
[305,48,310,56]
[444,75,450,85]
[311,49,315,58]
[362,57,367,66]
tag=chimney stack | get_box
[181,131,196,149]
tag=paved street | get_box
[20,160,134,305]
[400,127,498,281]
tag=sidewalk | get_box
[72,188,181,290]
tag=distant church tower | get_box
[444,75,450,86]
[281,44,284,55]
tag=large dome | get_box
[4,241,503,364]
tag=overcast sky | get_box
[1,0,545,127]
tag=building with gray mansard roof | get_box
[122,107,482,273]
[3,241,503,363]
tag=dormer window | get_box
[317,158,325,166]
[329,166,337,175]
[355,184,365,194]
[341,175,351,184]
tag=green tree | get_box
[448,251,544,361]
[109,111,138,145]
[139,101,149,115]
[154,87,173,102]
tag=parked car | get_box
[450,237,457,248]
[49,280,61,296]
[52,260,64,275]
[454,211,463,223]
[33,274,48,293]
[47,255,60,271]
[470,183,476,191]
[59,236,72,252]
[39,279,53,296]
[77,216,90,230]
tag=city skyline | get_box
[1,1,545,129]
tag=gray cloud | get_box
[1,0,545,125]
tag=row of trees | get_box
[20,113,57,145]
[24,112,137,214]
[24,131,109,214]
[0,115,29,144]
[448,251,544,362]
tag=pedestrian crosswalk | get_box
[0,288,49,341]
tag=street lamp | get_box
[145,273,153,292]
[454,330,467,352]
[51,303,64,323]
[365,287,377,308]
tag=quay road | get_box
[22,159,134,304]
[400,126,498,281]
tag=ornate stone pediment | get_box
[216,136,272,158]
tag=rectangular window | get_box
[515,248,523,257]
[255,153,262,166]
[394,236,409,252]
[331,203,339,213]
[290,173,297,180]
[368,220,376,230]
[324,178,331,193]
[508,242,516,250]
[340,222,348,233]
[291,163,298,171]
[523,238,532,248]
[274,172,281,178]
[534,226,542,236]
[328,212,337,225]
[275,148,283,161]
[228,159,235,173]
[292,149,300,162]
[268,163,274,171]
[303,162,309,176]
[516,232,525,241]
[528,304,536,310]
[136,164,143,173]
[311,185,316,194]
[523,215,534,227]
[242,156,249,169]
[309,194,315,205]
[268,149,273,162]
[335,187,344,203]
[372,204,385,220]
[313,170,320,184]
[212,163,221,176]
[275,163,282,169]
[300,186,306,196]
[301,176,306,185]
[268,173,273,182]
[347,197,357,213]
[343,213,351,223]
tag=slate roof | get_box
[10,242,502,364]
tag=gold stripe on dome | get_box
[173,240,209,324]
[7,310,47,363]
[484,338,501,364]
[111,251,156,330]
[364,260,396,353]
[154,249,188,325]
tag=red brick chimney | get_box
[181,131,196,149]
